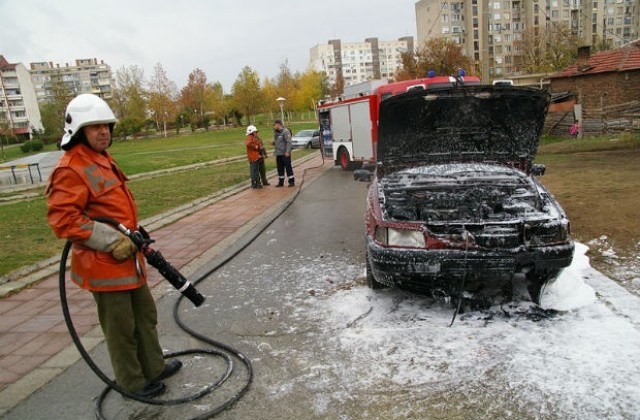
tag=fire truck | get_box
[317,74,481,170]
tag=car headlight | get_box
[526,221,569,246]
[374,227,425,248]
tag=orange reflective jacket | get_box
[46,144,146,292]
[246,134,262,162]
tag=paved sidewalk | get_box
[0,154,332,416]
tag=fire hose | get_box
[59,150,326,419]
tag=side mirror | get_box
[531,164,546,176]
[354,169,373,183]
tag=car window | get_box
[295,130,314,137]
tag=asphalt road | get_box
[3,166,640,420]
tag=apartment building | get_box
[29,58,113,103]
[415,0,640,82]
[0,55,43,139]
[310,37,415,87]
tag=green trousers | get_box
[93,284,166,391]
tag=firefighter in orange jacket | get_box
[46,94,181,398]
[246,125,263,189]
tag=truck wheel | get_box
[366,251,388,290]
[338,148,351,171]
[526,268,562,305]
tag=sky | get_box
[0,0,418,91]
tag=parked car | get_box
[355,85,574,304]
[291,129,320,149]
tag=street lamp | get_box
[276,97,285,123]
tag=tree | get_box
[296,69,329,114]
[231,66,263,124]
[395,36,474,80]
[275,61,298,110]
[0,109,10,161]
[179,68,208,127]
[204,81,225,127]
[331,72,345,97]
[111,65,147,140]
[38,72,74,144]
[148,63,177,138]
[514,25,580,73]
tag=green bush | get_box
[19,139,44,153]
[31,139,44,151]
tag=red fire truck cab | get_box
[317,74,481,170]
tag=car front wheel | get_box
[526,268,562,305]
[366,251,388,290]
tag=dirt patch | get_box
[538,147,640,290]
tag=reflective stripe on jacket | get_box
[46,143,146,292]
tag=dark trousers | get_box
[249,160,261,187]
[276,155,294,185]
[92,284,165,391]
[258,158,268,185]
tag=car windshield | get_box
[294,130,315,137]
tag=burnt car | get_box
[356,85,574,304]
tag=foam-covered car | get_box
[356,85,574,304]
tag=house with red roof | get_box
[546,39,640,136]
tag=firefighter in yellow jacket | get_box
[46,94,181,397]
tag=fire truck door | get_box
[350,101,373,160]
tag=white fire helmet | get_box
[246,125,258,136]
[60,94,117,150]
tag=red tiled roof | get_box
[549,39,640,79]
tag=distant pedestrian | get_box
[246,125,263,189]
[273,119,294,187]
[570,120,580,139]
[256,132,270,186]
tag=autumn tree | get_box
[275,61,298,111]
[295,69,329,114]
[111,65,147,140]
[231,66,263,124]
[179,68,208,129]
[204,81,225,127]
[514,25,580,73]
[395,36,474,80]
[148,62,177,138]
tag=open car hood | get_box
[376,85,550,175]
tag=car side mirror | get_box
[531,164,546,176]
[354,169,373,183]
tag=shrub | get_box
[31,139,44,151]
[19,139,44,153]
